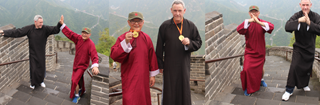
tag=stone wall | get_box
[205,11,245,100]
[267,46,320,82]
[190,55,205,93]
[90,53,110,105]
[55,40,75,54]
[0,24,57,91]
[154,55,206,94]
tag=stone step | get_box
[231,87,320,105]
[230,94,319,105]
[205,100,234,105]
[111,99,123,105]
[13,81,83,105]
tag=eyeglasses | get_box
[130,20,143,24]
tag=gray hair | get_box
[301,0,312,3]
[172,0,186,9]
[34,15,43,21]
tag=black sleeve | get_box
[186,22,202,52]
[3,25,31,38]
[156,23,166,69]
[285,12,301,33]
[45,22,62,37]
[308,12,320,35]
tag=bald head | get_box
[301,0,311,3]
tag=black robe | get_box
[285,10,320,88]
[3,22,61,86]
[156,18,202,105]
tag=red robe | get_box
[237,18,274,94]
[61,25,99,98]
[110,31,159,105]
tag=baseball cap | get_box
[82,27,91,34]
[128,12,144,20]
[249,5,259,11]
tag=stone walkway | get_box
[109,71,205,105]
[1,52,93,105]
[207,56,320,105]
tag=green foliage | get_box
[265,45,273,49]
[289,32,295,47]
[55,35,73,43]
[95,28,116,65]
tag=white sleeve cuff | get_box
[60,23,66,30]
[261,22,270,31]
[307,26,310,31]
[91,63,99,68]
[184,45,188,50]
[120,39,132,53]
[244,19,250,29]
[150,69,160,77]
[298,23,300,31]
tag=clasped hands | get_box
[298,12,311,25]
[248,13,265,27]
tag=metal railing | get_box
[205,54,244,63]
[0,52,57,66]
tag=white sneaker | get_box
[30,85,35,89]
[303,86,311,91]
[282,91,292,101]
[40,82,46,88]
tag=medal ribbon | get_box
[173,18,183,35]
[129,29,140,33]
[129,29,140,48]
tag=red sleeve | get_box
[110,33,130,63]
[90,42,99,64]
[266,21,274,34]
[62,26,81,44]
[237,21,248,35]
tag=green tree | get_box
[289,32,295,47]
[55,35,73,42]
[95,28,116,65]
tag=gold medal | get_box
[179,35,184,41]
[133,31,139,38]
[174,18,184,41]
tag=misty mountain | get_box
[49,0,109,20]
[0,0,108,44]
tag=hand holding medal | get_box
[181,37,190,46]
[125,32,133,44]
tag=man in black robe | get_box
[156,0,202,105]
[282,0,320,101]
[0,15,62,89]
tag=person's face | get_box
[34,18,43,29]
[128,18,144,30]
[300,0,312,14]
[249,10,260,18]
[81,32,91,40]
[171,4,186,23]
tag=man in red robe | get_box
[237,5,274,96]
[110,12,159,105]
[59,15,100,103]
